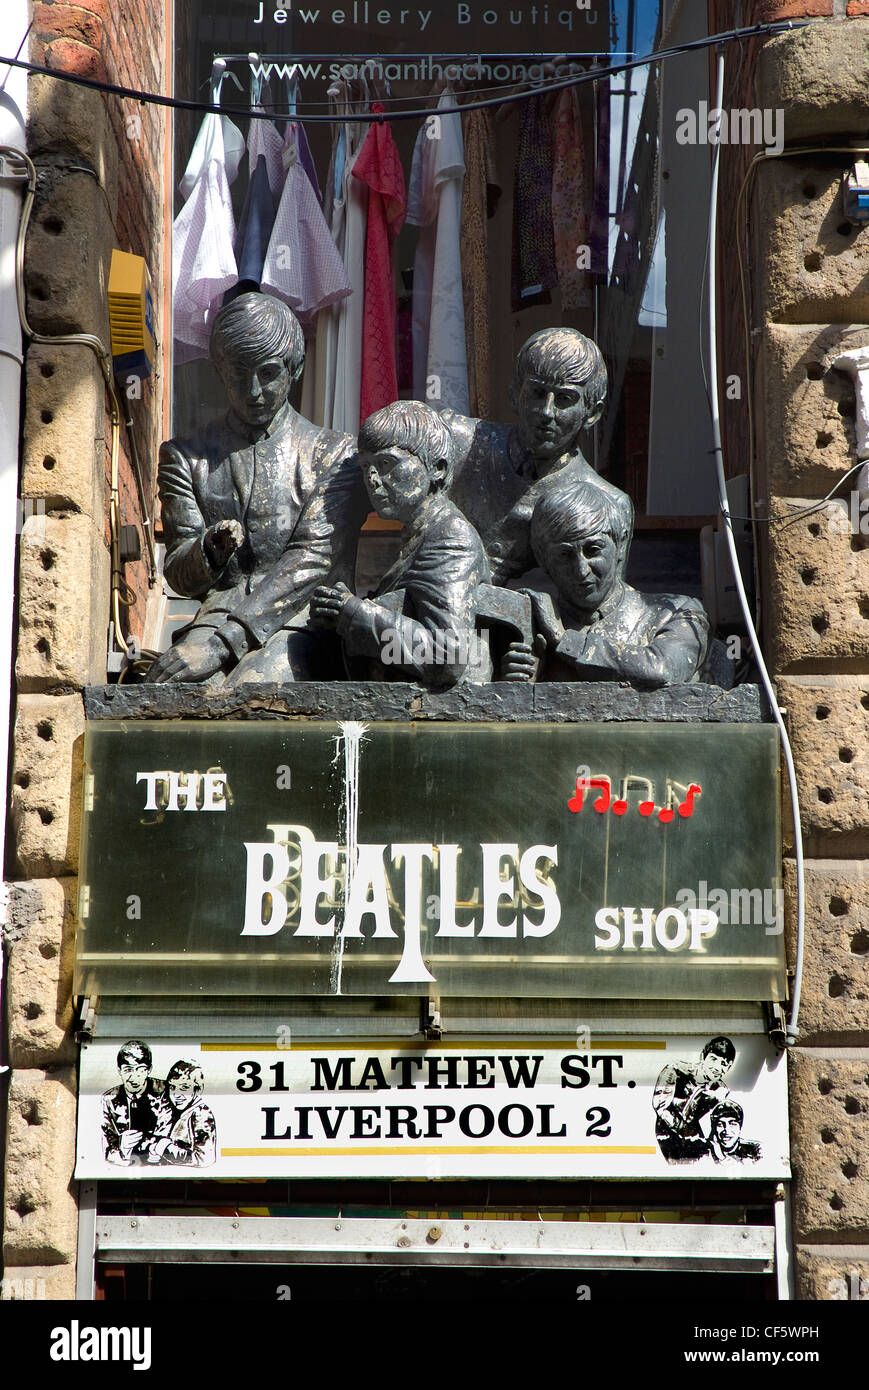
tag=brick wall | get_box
[30,0,167,643]
[3,0,168,1301]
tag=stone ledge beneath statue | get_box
[83,681,766,723]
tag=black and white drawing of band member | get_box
[706,1101,761,1163]
[144,1060,217,1168]
[100,1040,166,1166]
[652,1036,736,1163]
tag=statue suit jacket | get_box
[158,403,363,657]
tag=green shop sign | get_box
[76,721,785,1000]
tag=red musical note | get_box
[678,784,702,818]
[658,780,702,823]
[589,777,611,813]
[568,778,587,814]
[616,776,655,817]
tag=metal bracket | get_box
[422,996,442,1040]
[765,1000,788,1052]
[76,994,98,1042]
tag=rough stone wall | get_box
[2,1,167,1299]
[712,5,869,1298]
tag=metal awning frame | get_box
[91,1213,775,1272]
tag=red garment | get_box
[352,107,406,420]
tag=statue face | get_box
[543,530,619,612]
[516,376,588,461]
[362,448,435,524]
[216,353,293,427]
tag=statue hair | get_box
[531,476,631,568]
[359,401,453,487]
[209,292,305,377]
[510,328,608,415]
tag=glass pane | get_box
[77,720,785,1000]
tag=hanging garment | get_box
[230,116,284,297]
[173,113,245,362]
[248,114,285,202]
[284,120,323,203]
[303,94,370,436]
[352,105,407,422]
[407,88,469,416]
[328,120,369,434]
[552,86,591,311]
[234,154,277,293]
[460,104,500,419]
[511,94,558,311]
[261,143,352,322]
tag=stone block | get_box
[783,858,869,1039]
[763,498,869,670]
[752,160,869,324]
[788,1051,869,1239]
[11,696,85,876]
[0,1264,76,1300]
[26,75,118,216]
[24,169,114,341]
[21,343,106,521]
[778,678,869,850]
[5,879,76,1067]
[759,23,869,139]
[795,1248,869,1299]
[3,1069,78,1265]
[16,511,110,691]
[757,323,866,497]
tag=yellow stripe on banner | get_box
[220,1146,658,1158]
[201,1039,666,1052]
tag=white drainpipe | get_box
[0,3,30,1058]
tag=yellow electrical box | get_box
[107,249,156,379]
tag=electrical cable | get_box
[0,19,820,126]
[704,51,805,1047]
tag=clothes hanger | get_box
[248,52,264,109]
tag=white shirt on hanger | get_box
[173,113,244,362]
[406,88,469,416]
[260,142,352,323]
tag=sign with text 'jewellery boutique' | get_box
[75,721,785,1000]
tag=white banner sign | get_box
[76,1033,789,1181]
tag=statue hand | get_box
[310,583,352,629]
[204,519,245,569]
[519,589,565,648]
[148,634,230,683]
[502,640,539,682]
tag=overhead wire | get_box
[0,19,820,125]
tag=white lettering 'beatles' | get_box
[242,840,561,982]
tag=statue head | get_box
[509,328,608,463]
[358,401,452,525]
[531,476,630,613]
[209,292,305,429]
